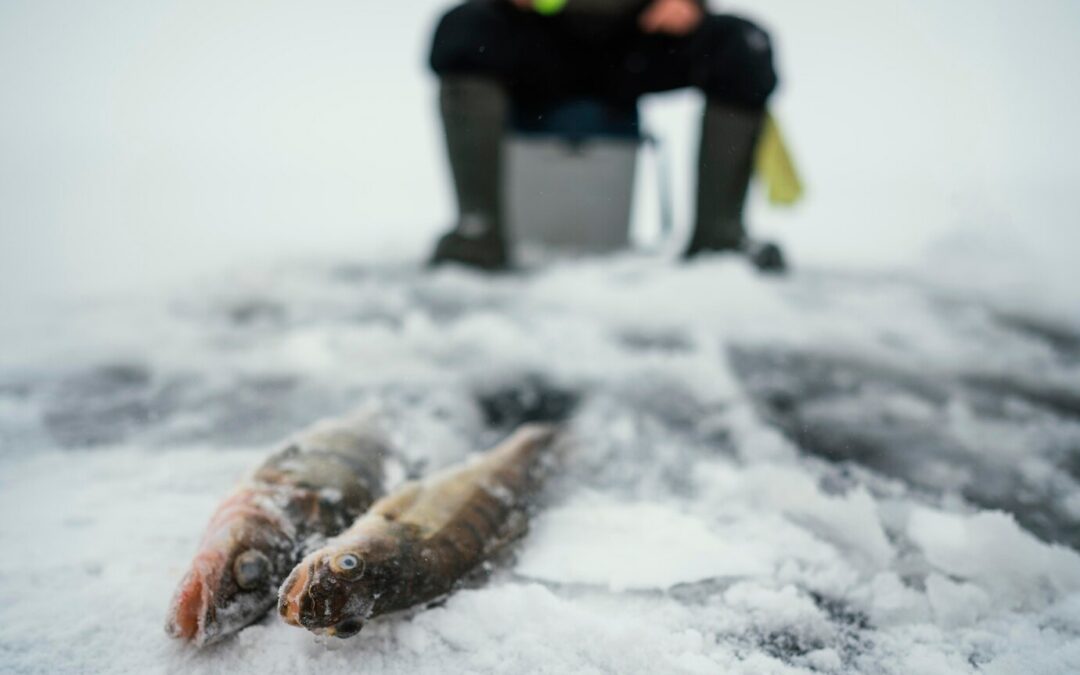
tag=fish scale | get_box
[278,423,560,638]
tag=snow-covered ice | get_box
[2,257,1079,674]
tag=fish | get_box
[165,412,394,647]
[278,423,559,638]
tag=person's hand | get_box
[639,0,704,35]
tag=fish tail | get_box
[492,422,570,493]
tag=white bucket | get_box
[505,135,639,258]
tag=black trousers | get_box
[429,0,778,110]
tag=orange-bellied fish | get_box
[165,413,395,646]
[278,424,558,638]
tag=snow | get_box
[908,508,1080,609]
[516,491,776,590]
[2,255,1079,673]
[2,0,1080,673]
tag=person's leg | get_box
[686,17,783,270]
[430,1,579,102]
[427,2,516,270]
[613,16,784,270]
[429,75,508,271]
[428,2,574,270]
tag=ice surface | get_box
[2,256,1079,674]
[908,508,1080,608]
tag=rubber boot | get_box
[429,77,510,271]
[685,102,787,274]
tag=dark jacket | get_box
[553,0,707,42]
[564,0,704,15]
[563,0,652,15]
[529,0,666,45]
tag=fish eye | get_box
[233,550,271,590]
[333,553,365,579]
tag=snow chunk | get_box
[698,463,895,569]
[386,584,727,674]
[862,572,931,626]
[908,507,1080,608]
[925,573,991,628]
[516,492,774,590]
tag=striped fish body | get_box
[278,424,557,638]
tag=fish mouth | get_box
[328,617,364,639]
[306,617,364,639]
[165,567,216,644]
[278,561,310,627]
[165,553,227,646]
[278,560,365,638]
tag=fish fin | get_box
[484,509,530,558]
[490,423,560,465]
[491,423,570,491]
[452,513,529,591]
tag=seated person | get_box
[428,0,785,272]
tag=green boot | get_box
[685,102,787,274]
[429,76,510,271]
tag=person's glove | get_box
[639,0,703,35]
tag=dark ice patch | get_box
[42,364,352,449]
[225,299,287,328]
[757,630,826,661]
[0,376,38,400]
[667,576,740,604]
[616,329,693,354]
[474,374,580,429]
[961,372,1080,420]
[731,592,872,667]
[43,363,160,447]
[811,592,871,632]
[165,375,351,446]
[751,593,871,666]
[993,311,1080,361]
[729,345,1080,548]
